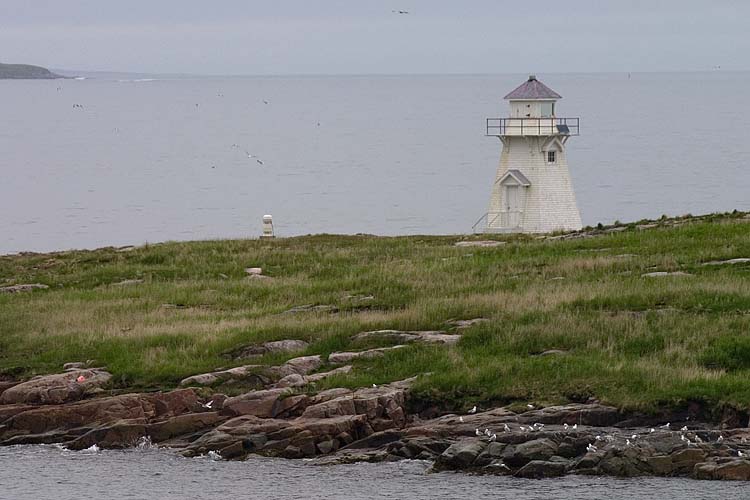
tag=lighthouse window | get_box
[547,151,556,163]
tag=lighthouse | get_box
[478,75,582,233]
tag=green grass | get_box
[2,211,750,413]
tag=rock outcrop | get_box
[0,283,49,294]
[0,369,112,405]
[352,330,461,345]
[223,339,309,360]
[3,364,750,482]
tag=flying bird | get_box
[256,159,264,166]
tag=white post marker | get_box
[261,214,274,239]
[479,75,582,234]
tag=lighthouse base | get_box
[482,136,582,234]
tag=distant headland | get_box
[0,62,63,79]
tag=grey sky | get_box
[1,0,748,75]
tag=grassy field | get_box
[2,212,750,413]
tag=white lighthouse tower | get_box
[477,75,582,233]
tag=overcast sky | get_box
[1,0,748,75]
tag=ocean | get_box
[1,71,748,253]
[0,445,746,500]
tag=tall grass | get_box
[1,212,750,411]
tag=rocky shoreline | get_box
[2,359,750,481]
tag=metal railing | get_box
[472,211,523,233]
[486,117,579,137]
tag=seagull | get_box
[572,424,578,430]
[739,450,745,457]
[201,401,213,409]
[459,416,464,423]
[484,428,491,436]
[717,435,724,443]
[372,384,377,388]
[503,423,510,432]
[660,423,670,429]
[526,404,534,409]
[650,428,655,433]
[563,423,569,430]
[489,433,497,442]
[595,435,602,441]
[680,434,687,442]
[475,428,482,436]
[695,436,703,444]
[468,406,477,414]
[631,434,637,440]
[626,439,631,446]
[519,425,528,432]
[680,426,688,431]
[586,443,597,452]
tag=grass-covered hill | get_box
[1,211,750,414]
[0,62,62,79]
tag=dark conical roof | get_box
[504,75,561,100]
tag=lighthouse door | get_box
[505,185,520,227]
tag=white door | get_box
[505,185,520,227]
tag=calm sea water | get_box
[1,71,749,254]
[0,445,746,500]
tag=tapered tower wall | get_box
[487,136,582,233]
